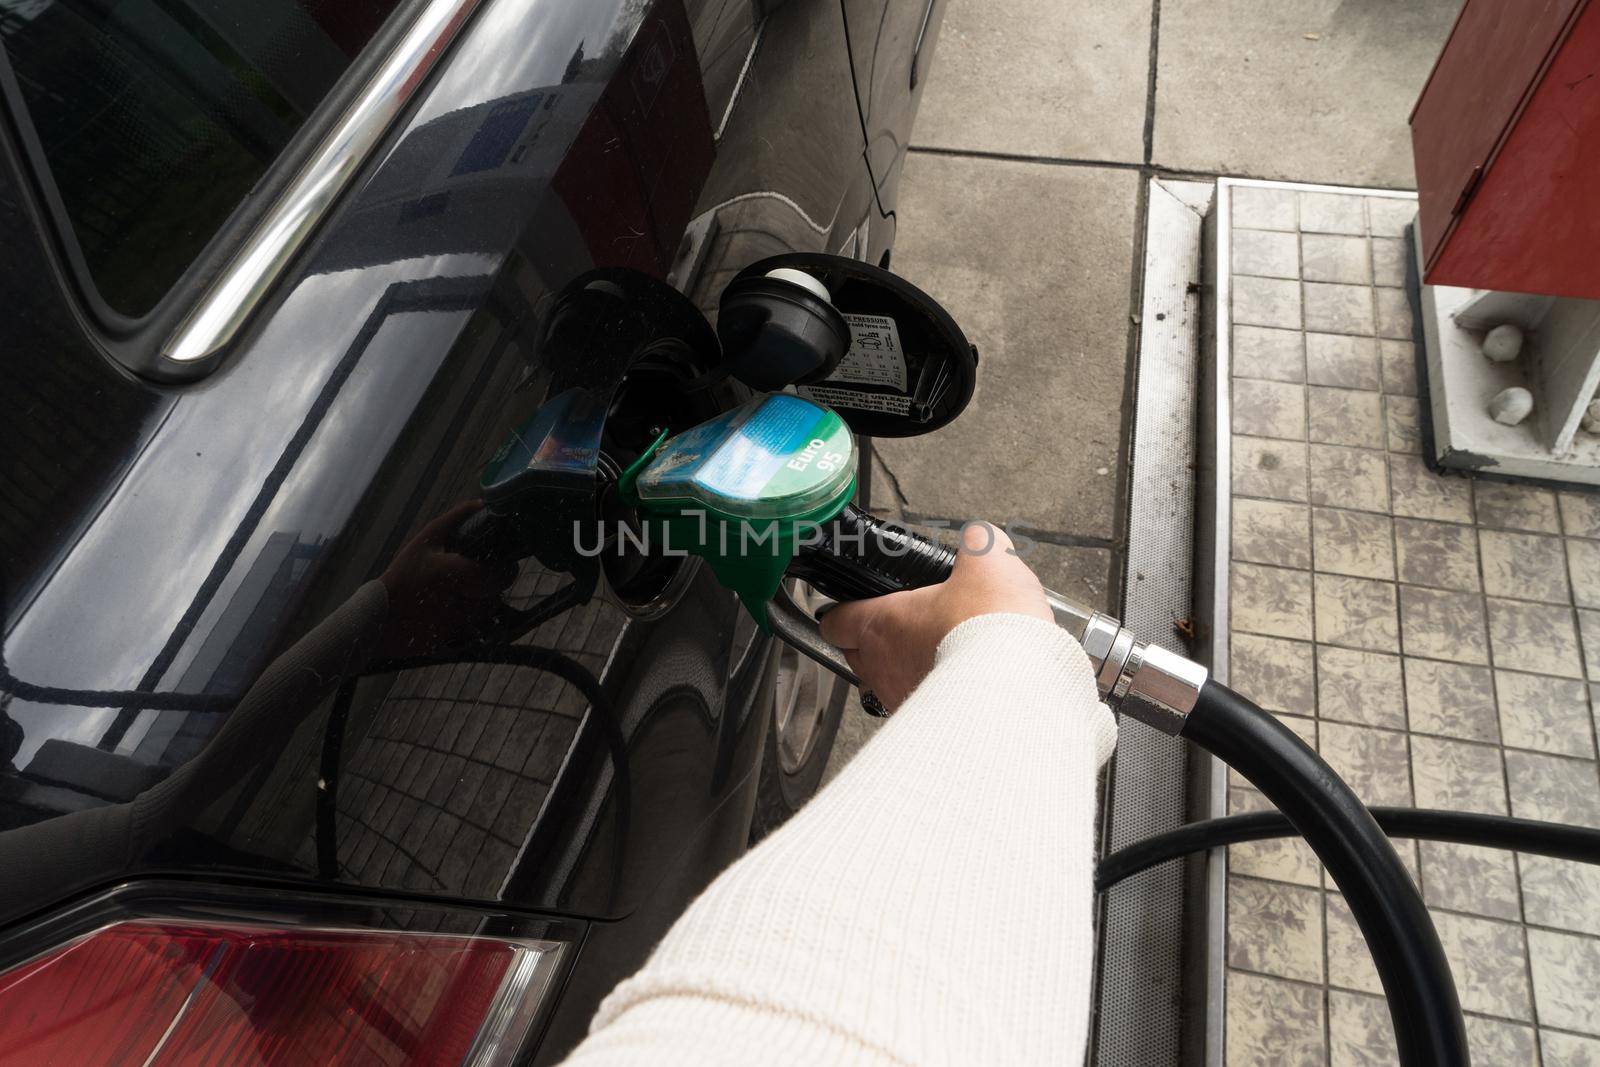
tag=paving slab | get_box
[915,0,1151,162]
[1153,0,1463,187]
[875,154,1139,540]
[869,455,1121,611]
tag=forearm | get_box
[564,613,1117,1066]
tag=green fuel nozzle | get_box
[620,394,858,624]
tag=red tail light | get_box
[0,919,563,1065]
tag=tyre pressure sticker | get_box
[825,314,908,390]
[798,384,912,416]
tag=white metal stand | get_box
[1414,223,1600,485]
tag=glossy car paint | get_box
[0,0,939,1056]
[843,0,947,218]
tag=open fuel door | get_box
[716,253,977,437]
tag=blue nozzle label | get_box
[480,387,605,497]
[637,394,854,519]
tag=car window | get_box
[0,0,407,318]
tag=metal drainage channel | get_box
[1091,176,1216,1067]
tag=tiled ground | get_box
[1223,182,1600,1066]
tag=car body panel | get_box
[841,0,945,218]
[0,0,941,1054]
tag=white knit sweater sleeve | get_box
[560,612,1118,1067]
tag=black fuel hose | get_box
[1183,682,1468,1067]
[790,513,1470,1064]
[1096,807,1600,892]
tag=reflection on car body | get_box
[0,0,945,1058]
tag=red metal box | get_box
[1411,0,1600,300]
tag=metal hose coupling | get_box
[1071,611,1210,735]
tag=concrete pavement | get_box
[893,0,1463,587]
[827,0,1462,772]
[1154,0,1463,186]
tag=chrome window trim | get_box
[160,0,486,373]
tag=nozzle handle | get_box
[452,506,508,561]
[787,506,1099,645]
[788,504,955,600]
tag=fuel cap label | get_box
[796,384,912,415]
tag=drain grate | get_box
[1092,177,1215,1067]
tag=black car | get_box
[0,0,945,1060]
